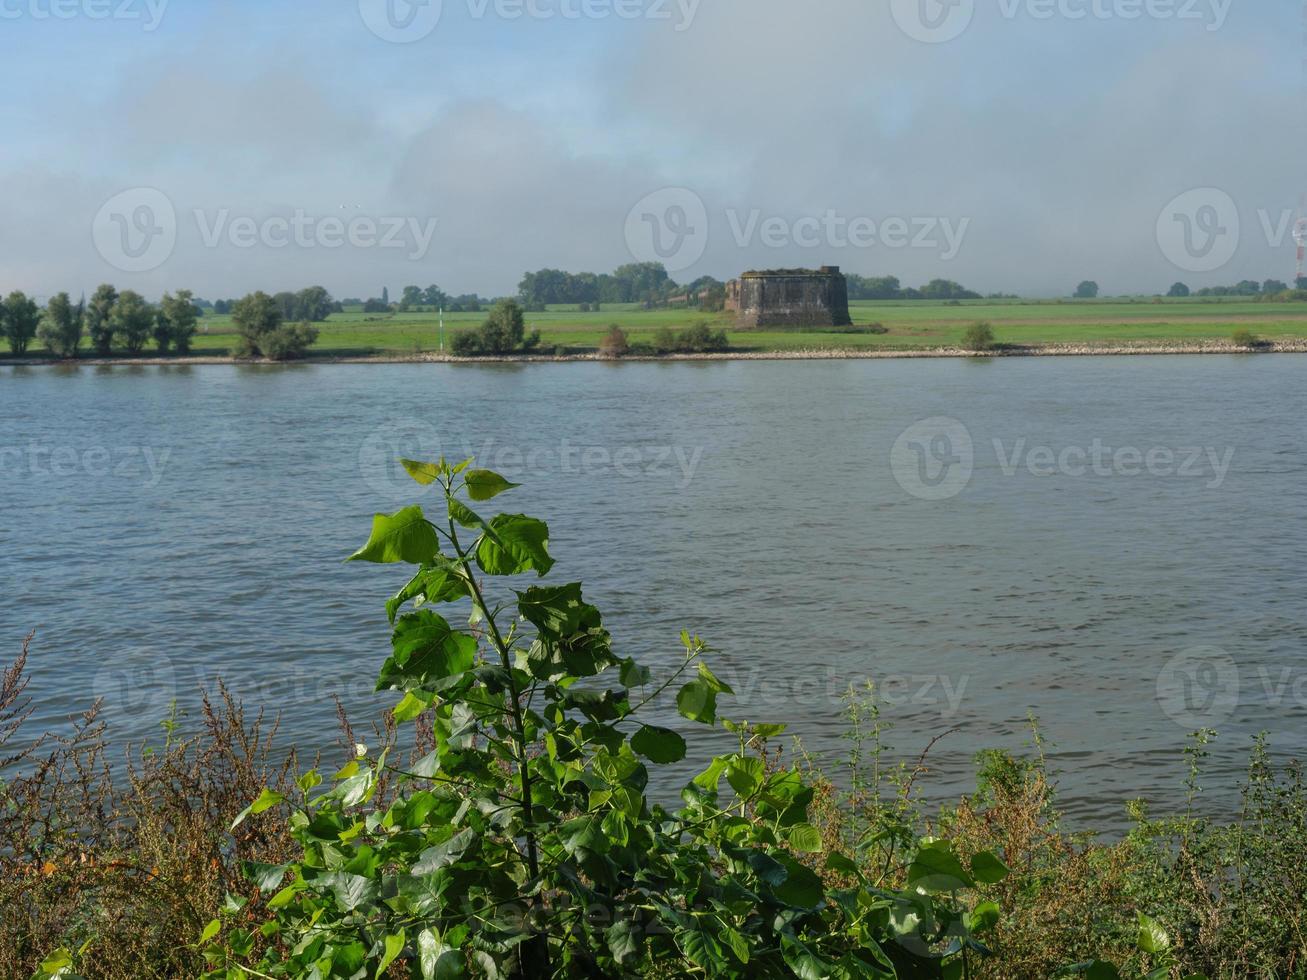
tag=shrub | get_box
[597,324,630,358]
[652,322,731,354]
[230,292,317,359]
[449,329,481,356]
[199,462,1012,979]
[962,321,996,352]
[1231,328,1263,349]
[448,300,542,356]
[261,322,320,361]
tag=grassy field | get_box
[16,297,1307,358]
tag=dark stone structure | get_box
[725,267,852,328]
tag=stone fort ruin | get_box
[725,267,853,328]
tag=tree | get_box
[37,292,84,358]
[2,291,41,355]
[1168,282,1190,298]
[450,299,541,356]
[87,284,119,355]
[158,290,200,354]
[231,291,284,357]
[110,291,155,354]
[399,286,424,311]
[1074,281,1100,299]
[230,291,318,359]
[381,286,389,306]
[1262,279,1288,295]
[422,284,448,308]
[295,286,334,322]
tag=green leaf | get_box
[773,853,825,908]
[475,514,554,577]
[413,828,477,873]
[393,690,435,722]
[1137,913,1171,955]
[376,931,405,978]
[464,468,520,501]
[676,680,717,725]
[379,612,478,692]
[200,919,221,944]
[630,725,687,764]
[970,850,1011,885]
[967,900,1001,934]
[517,583,599,637]
[402,459,444,485]
[606,919,642,967]
[907,839,975,893]
[697,661,735,694]
[244,861,289,892]
[678,926,726,972]
[726,756,764,797]
[786,822,824,853]
[418,929,465,979]
[349,506,440,565]
[231,788,285,830]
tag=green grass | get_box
[12,297,1307,358]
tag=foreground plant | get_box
[199,459,1009,978]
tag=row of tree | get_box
[1168,278,1299,298]
[844,275,982,301]
[2,285,200,357]
[211,286,337,321]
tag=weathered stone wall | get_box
[726,267,852,328]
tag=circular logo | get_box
[1156,188,1240,274]
[93,187,177,273]
[358,417,444,499]
[890,0,975,43]
[91,648,179,729]
[1156,646,1239,731]
[624,187,709,274]
[359,0,442,43]
[890,417,975,501]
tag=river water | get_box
[2,357,1305,824]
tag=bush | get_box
[1231,328,1263,349]
[597,324,630,358]
[962,321,996,352]
[261,322,320,361]
[449,329,481,356]
[448,300,542,357]
[652,322,731,354]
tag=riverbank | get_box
[5,340,1307,367]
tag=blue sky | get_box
[0,0,1301,299]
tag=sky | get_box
[0,0,1302,300]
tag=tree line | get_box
[2,285,323,360]
[210,285,338,321]
[1,285,200,358]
